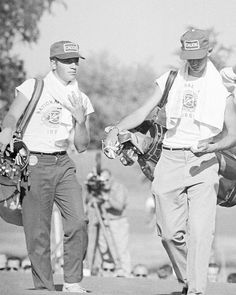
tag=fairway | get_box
[0,150,236,277]
[1,273,236,295]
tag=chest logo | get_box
[182,90,197,111]
[41,107,62,127]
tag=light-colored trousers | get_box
[151,149,219,295]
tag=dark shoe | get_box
[181,286,188,295]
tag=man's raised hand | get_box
[67,91,86,124]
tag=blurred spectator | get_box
[21,256,31,273]
[85,169,131,277]
[100,261,116,277]
[0,254,7,271]
[227,273,236,283]
[132,264,148,278]
[157,263,173,279]
[6,256,21,271]
[145,195,156,228]
[207,262,221,282]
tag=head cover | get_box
[50,41,85,60]
[180,29,210,60]
[0,138,29,203]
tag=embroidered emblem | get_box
[183,90,197,110]
[184,40,200,51]
[64,43,78,53]
[41,106,62,127]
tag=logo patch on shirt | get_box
[64,43,78,53]
[182,90,197,118]
[41,106,62,127]
[184,40,200,51]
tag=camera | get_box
[85,172,109,198]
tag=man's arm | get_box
[0,92,29,152]
[192,95,236,154]
[66,92,91,153]
[73,115,90,153]
[105,85,163,143]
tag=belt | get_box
[30,151,67,156]
[162,146,190,151]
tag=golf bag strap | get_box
[16,78,44,137]
[157,70,178,109]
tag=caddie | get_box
[104,29,236,295]
[0,40,94,293]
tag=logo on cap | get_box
[184,40,200,51]
[64,43,78,53]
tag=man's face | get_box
[187,55,208,77]
[100,171,112,190]
[51,57,79,84]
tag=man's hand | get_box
[105,127,119,146]
[190,142,215,157]
[102,128,120,159]
[0,128,13,153]
[66,91,86,124]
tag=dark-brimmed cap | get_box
[180,29,210,60]
[50,41,85,60]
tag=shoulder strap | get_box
[157,70,178,109]
[16,78,44,137]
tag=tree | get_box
[0,0,65,119]
[78,52,157,148]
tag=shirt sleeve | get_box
[15,78,36,101]
[81,92,94,116]
[155,71,171,93]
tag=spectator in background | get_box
[145,194,156,228]
[21,256,31,273]
[0,254,7,271]
[85,169,131,277]
[220,65,236,94]
[207,262,221,283]
[6,256,21,272]
[157,264,174,280]
[227,273,236,283]
[132,264,148,278]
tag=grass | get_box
[0,149,236,274]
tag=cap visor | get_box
[180,48,208,60]
[52,53,85,59]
